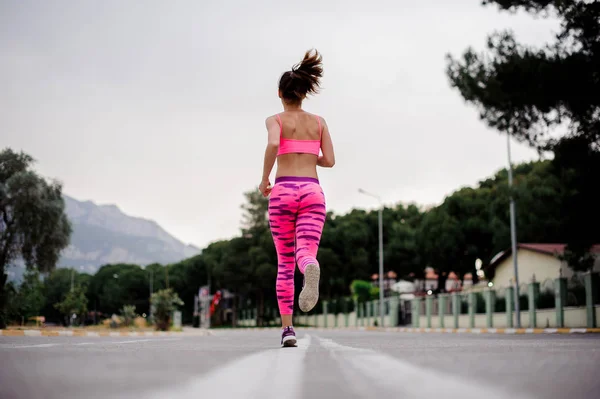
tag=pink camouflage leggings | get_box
[268,176,326,315]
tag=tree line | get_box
[3,155,593,327]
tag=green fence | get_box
[236,273,600,329]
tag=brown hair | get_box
[278,49,323,104]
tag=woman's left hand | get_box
[259,179,272,197]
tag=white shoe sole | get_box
[282,335,297,347]
[299,264,320,312]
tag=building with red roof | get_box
[485,243,600,292]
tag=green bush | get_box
[120,305,136,327]
[369,286,380,300]
[350,280,373,303]
[151,288,183,331]
[54,285,88,326]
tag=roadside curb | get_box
[230,326,600,334]
[0,329,213,337]
[366,327,600,334]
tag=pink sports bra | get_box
[276,114,322,156]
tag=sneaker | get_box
[299,263,320,312]
[281,326,297,347]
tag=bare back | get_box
[276,110,322,179]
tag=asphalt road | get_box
[1,329,599,399]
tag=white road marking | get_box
[317,336,533,399]
[0,338,181,349]
[147,335,311,399]
[111,339,171,344]
[0,343,60,349]
[76,338,181,345]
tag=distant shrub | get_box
[120,305,136,327]
[133,316,147,329]
[350,280,373,303]
[151,289,183,331]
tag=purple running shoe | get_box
[281,326,297,347]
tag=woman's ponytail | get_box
[279,49,323,104]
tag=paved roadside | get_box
[0,327,212,337]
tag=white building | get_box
[486,243,600,293]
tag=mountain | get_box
[57,195,200,273]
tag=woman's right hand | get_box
[259,179,272,197]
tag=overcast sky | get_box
[1,1,559,248]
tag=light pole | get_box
[149,268,154,323]
[506,133,521,328]
[358,188,384,328]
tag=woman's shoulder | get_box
[265,113,281,121]
[309,112,327,127]
[265,114,281,130]
[264,111,326,124]
[298,111,326,123]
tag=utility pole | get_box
[206,271,212,329]
[507,133,521,328]
[149,268,154,323]
[358,188,385,328]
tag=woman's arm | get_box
[317,117,335,168]
[259,116,281,194]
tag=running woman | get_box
[258,49,335,347]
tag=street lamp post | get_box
[358,188,384,328]
[149,269,154,323]
[506,133,521,328]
